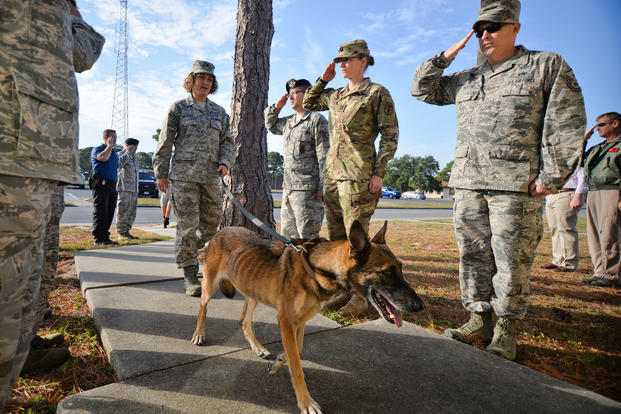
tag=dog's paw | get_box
[251,345,272,360]
[300,399,322,414]
[267,353,286,375]
[191,334,205,345]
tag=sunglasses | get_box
[475,22,516,38]
[596,122,609,127]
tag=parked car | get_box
[138,171,159,198]
[381,186,401,199]
[401,191,426,200]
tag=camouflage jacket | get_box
[116,149,139,193]
[265,105,329,191]
[0,0,104,184]
[153,95,235,184]
[303,78,399,182]
[411,46,586,193]
[583,135,621,191]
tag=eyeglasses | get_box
[475,22,516,38]
[596,122,609,128]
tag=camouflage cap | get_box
[333,39,375,66]
[473,0,521,29]
[285,78,311,93]
[191,60,215,75]
[125,138,139,146]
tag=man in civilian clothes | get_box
[91,129,119,245]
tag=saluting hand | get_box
[275,93,288,109]
[444,30,475,60]
[584,125,596,141]
[321,62,336,83]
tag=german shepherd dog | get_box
[191,220,424,414]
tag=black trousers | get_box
[91,176,118,242]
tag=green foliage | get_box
[136,152,153,169]
[152,128,161,141]
[267,151,284,175]
[384,154,441,193]
[79,147,93,173]
[436,160,454,184]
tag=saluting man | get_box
[116,138,140,240]
[411,0,586,360]
[265,79,329,240]
[581,112,621,288]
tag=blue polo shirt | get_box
[91,144,119,181]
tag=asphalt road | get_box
[62,187,585,226]
[61,187,454,225]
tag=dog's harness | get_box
[220,176,337,286]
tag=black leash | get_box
[220,176,302,248]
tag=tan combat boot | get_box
[323,293,352,312]
[486,317,519,361]
[337,294,368,318]
[183,265,201,297]
[444,311,493,344]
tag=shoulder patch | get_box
[564,68,581,93]
[383,101,394,116]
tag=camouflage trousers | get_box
[453,189,543,319]
[33,186,65,333]
[280,188,324,240]
[171,181,222,269]
[0,175,55,409]
[323,179,380,240]
[116,191,138,235]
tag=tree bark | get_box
[222,0,275,236]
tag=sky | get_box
[75,0,621,170]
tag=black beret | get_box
[285,78,312,93]
[125,138,139,146]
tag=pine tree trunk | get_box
[222,0,275,235]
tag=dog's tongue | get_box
[387,303,403,328]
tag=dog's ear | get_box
[371,220,388,244]
[348,220,370,260]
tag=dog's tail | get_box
[219,279,236,298]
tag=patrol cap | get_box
[125,138,139,146]
[191,60,215,75]
[473,0,520,29]
[333,39,375,66]
[285,78,311,93]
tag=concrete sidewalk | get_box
[57,228,621,414]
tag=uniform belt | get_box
[559,188,575,193]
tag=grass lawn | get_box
[6,219,619,411]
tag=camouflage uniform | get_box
[153,95,235,269]
[34,186,65,333]
[303,77,398,240]
[411,46,586,318]
[116,148,139,235]
[0,0,103,408]
[265,104,329,239]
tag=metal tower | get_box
[111,0,128,141]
